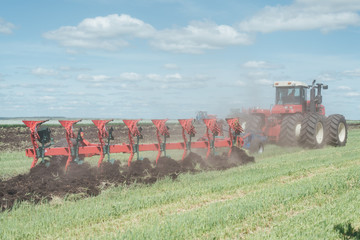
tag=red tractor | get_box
[236,80,348,148]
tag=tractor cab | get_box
[272,81,308,114]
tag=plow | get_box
[23,118,245,171]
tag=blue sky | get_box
[1,0,360,119]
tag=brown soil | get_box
[0,147,254,211]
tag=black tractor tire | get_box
[238,114,263,134]
[235,113,250,130]
[325,114,348,147]
[279,114,304,146]
[247,115,263,134]
[249,137,264,154]
[299,113,326,149]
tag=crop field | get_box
[0,125,360,239]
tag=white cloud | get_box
[151,21,252,54]
[297,0,360,12]
[145,73,183,82]
[256,79,273,85]
[346,92,360,97]
[31,67,58,76]
[74,71,209,90]
[245,71,273,85]
[344,69,360,77]
[233,80,246,86]
[59,66,90,72]
[43,14,155,50]
[164,63,178,69]
[38,96,56,101]
[146,72,209,89]
[165,73,182,81]
[88,83,104,88]
[146,74,162,81]
[337,86,352,90]
[77,74,111,82]
[49,106,75,110]
[0,83,9,88]
[44,14,252,54]
[247,71,269,79]
[243,61,282,69]
[317,73,337,82]
[238,0,360,33]
[119,72,141,81]
[0,18,15,34]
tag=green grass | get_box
[1,130,360,239]
[0,152,32,179]
[348,120,360,124]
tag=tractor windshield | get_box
[276,87,303,105]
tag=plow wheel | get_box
[279,114,304,146]
[299,113,326,148]
[325,114,348,147]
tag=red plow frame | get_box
[23,118,244,170]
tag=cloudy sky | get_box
[1,0,360,119]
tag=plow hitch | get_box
[92,120,114,167]
[123,119,143,166]
[152,119,170,163]
[23,120,52,167]
[178,119,196,160]
[59,120,84,170]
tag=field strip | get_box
[46,157,360,239]
[202,188,355,239]
[2,156,359,239]
[201,197,321,239]
[246,190,360,239]
[101,164,360,239]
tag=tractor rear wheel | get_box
[299,113,326,148]
[279,114,304,146]
[325,114,348,147]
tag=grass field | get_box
[1,130,360,239]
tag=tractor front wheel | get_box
[240,114,263,134]
[249,138,264,154]
[325,114,348,147]
[299,113,326,148]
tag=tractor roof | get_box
[274,81,308,88]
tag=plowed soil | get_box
[0,147,254,211]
